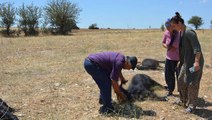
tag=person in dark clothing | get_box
[84,52,137,114]
[162,18,180,96]
[171,12,204,113]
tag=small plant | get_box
[160,24,165,31]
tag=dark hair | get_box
[171,12,184,24]
[126,56,137,70]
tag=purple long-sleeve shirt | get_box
[162,30,180,61]
[87,52,125,81]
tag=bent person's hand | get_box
[121,79,128,85]
[116,92,127,103]
[193,62,200,72]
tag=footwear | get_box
[161,96,169,101]
[99,98,104,105]
[164,86,168,91]
[98,105,114,114]
[166,91,173,96]
[185,107,193,113]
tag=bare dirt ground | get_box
[0,29,212,120]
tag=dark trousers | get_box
[165,59,178,92]
[84,59,112,107]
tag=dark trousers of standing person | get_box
[165,59,178,94]
[84,58,113,109]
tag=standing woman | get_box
[162,19,180,96]
[170,12,204,113]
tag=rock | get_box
[17,113,24,117]
[60,88,65,91]
[54,83,60,87]
[160,117,165,120]
[204,95,208,98]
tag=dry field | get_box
[0,29,212,120]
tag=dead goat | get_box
[136,58,165,70]
[120,74,168,102]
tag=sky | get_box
[1,0,212,29]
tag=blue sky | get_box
[1,0,212,29]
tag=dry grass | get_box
[0,29,212,120]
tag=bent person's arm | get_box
[119,73,128,85]
[193,52,201,71]
[112,80,126,102]
[187,30,202,71]
[112,80,121,94]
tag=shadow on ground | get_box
[193,109,212,119]
[192,97,212,119]
[103,102,156,119]
[196,97,212,107]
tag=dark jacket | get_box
[179,27,204,84]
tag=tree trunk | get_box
[6,25,10,36]
[195,25,198,30]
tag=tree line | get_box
[0,0,81,36]
[89,16,212,31]
[1,0,212,37]
[161,16,212,31]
